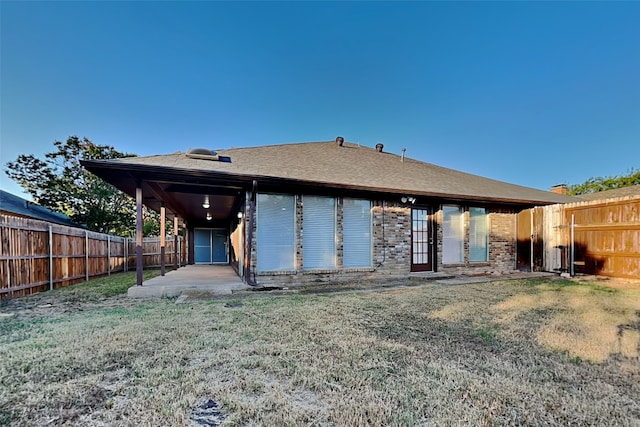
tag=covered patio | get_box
[127,265,250,298]
[82,149,260,289]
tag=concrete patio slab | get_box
[128,265,250,298]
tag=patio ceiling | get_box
[82,164,246,225]
[141,181,243,225]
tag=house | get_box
[0,189,78,227]
[576,184,640,201]
[81,138,575,286]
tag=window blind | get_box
[303,196,336,269]
[343,199,372,268]
[469,207,488,262]
[256,193,295,271]
[443,205,464,264]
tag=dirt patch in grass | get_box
[0,273,639,426]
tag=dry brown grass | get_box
[0,274,638,426]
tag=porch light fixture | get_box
[237,212,243,219]
[202,195,210,209]
[401,196,416,204]
[206,212,212,221]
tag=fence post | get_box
[85,230,89,282]
[107,235,111,276]
[48,225,54,291]
[530,210,534,272]
[124,238,128,272]
[570,214,575,277]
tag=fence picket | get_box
[530,195,640,279]
[0,214,186,299]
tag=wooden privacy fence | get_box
[521,196,640,279]
[0,214,186,299]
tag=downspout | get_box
[244,180,258,286]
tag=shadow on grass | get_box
[428,277,639,363]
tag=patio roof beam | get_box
[163,183,243,195]
[145,181,189,220]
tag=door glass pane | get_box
[194,229,211,263]
[412,209,429,265]
[212,230,228,263]
[469,207,488,262]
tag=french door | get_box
[411,207,435,272]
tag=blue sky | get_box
[1,1,639,199]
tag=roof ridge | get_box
[220,140,337,152]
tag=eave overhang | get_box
[82,159,564,210]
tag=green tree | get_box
[5,136,146,235]
[568,168,640,196]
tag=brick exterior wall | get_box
[248,194,519,286]
[372,201,411,275]
[488,210,518,273]
[436,207,518,275]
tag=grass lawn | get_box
[0,272,639,426]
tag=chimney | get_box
[550,184,568,195]
[336,136,344,146]
[375,143,384,152]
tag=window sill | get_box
[342,267,375,273]
[302,268,339,274]
[256,267,376,276]
[256,270,298,276]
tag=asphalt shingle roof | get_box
[84,140,576,205]
[576,184,640,201]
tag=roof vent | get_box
[375,143,384,152]
[186,148,219,161]
[336,136,344,146]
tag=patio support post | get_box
[160,203,166,276]
[173,217,178,270]
[85,230,89,282]
[136,180,143,286]
[244,180,258,286]
[188,227,194,265]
